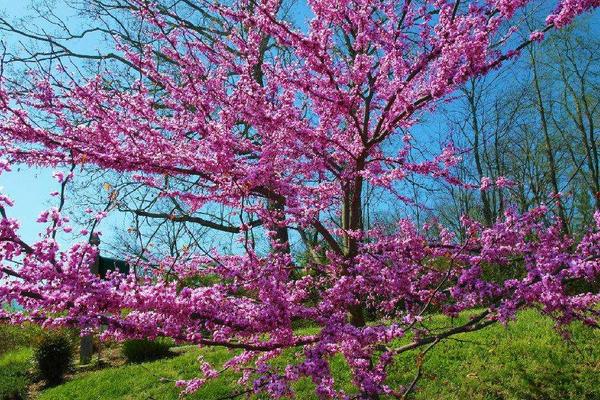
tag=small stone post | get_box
[79,233,100,365]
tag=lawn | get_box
[28,310,599,400]
[0,347,33,400]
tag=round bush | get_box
[122,338,172,363]
[34,331,73,385]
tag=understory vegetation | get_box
[0,347,32,400]
[2,310,598,400]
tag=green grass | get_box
[387,310,600,400]
[31,310,600,399]
[38,347,238,400]
[0,323,40,399]
[0,347,33,399]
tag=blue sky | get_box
[0,0,118,245]
[0,1,59,242]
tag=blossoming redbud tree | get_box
[1,0,599,397]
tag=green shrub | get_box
[122,338,173,363]
[34,331,74,385]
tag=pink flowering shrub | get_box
[0,0,599,398]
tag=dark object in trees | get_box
[97,257,130,279]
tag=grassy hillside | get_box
[0,347,33,400]
[29,310,599,400]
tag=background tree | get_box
[432,16,599,236]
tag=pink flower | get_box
[529,31,545,42]
[95,212,108,221]
[495,176,515,188]
[52,171,65,183]
[480,177,493,191]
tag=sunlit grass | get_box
[33,310,600,399]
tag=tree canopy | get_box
[0,0,599,397]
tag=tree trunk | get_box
[530,48,569,234]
